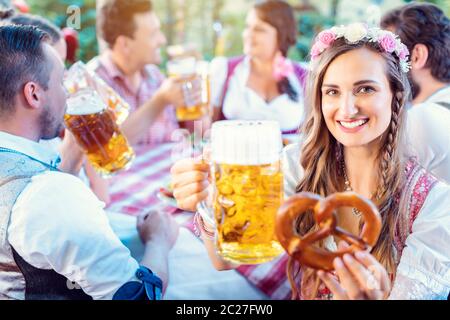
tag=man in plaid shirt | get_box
[89,0,193,146]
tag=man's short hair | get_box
[0,25,51,116]
[0,7,14,20]
[9,13,62,45]
[99,0,153,48]
[381,2,450,83]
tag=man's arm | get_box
[58,130,85,175]
[120,77,189,145]
[136,211,179,294]
[8,172,143,300]
[120,91,168,145]
[84,161,111,204]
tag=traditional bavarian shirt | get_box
[209,56,307,133]
[424,85,450,110]
[234,143,450,300]
[0,131,161,300]
[406,86,450,184]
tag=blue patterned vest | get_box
[0,147,91,300]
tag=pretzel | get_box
[275,192,382,271]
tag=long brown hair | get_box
[290,37,412,299]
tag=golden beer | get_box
[210,120,285,264]
[102,85,130,125]
[65,62,130,125]
[167,58,210,121]
[212,162,284,264]
[64,90,135,177]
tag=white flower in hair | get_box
[331,26,346,38]
[367,27,383,42]
[344,23,368,43]
[400,60,411,73]
[395,39,403,54]
[310,23,411,73]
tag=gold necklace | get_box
[341,158,379,217]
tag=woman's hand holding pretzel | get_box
[276,191,389,299]
[317,241,391,300]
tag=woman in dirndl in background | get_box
[209,0,307,136]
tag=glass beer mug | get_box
[64,62,130,125]
[201,120,285,264]
[167,57,210,121]
[64,89,135,177]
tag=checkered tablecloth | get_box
[106,142,291,300]
[107,143,179,216]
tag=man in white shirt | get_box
[381,3,450,183]
[0,25,178,300]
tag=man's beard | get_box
[408,73,421,100]
[39,105,65,140]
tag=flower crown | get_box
[310,23,411,73]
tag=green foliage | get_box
[295,11,334,61]
[23,0,449,65]
[27,0,98,63]
[219,11,247,58]
[0,0,11,9]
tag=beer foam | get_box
[211,120,283,165]
[167,57,196,76]
[66,89,106,115]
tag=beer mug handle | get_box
[201,139,211,164]
[196,196,215,229]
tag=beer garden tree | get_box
[23,0,450,64]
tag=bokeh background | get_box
[22,0,450,64]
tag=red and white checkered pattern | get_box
[108,143,293,300]
[107,143,178,215]
[236,256,292,299]
[109,146,441,300]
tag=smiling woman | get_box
[169,23,450,300]
[321,48,394,148]
[287,24,449,300]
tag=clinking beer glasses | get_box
[202,120,285,264]
[64,62,130,125]
[167,57,210,121]
[64,89,135,177]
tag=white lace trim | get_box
[389,273,448,300]
[389,262,449,299]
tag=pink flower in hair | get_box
[273,54,294,81]
[308,24,411,72]
[318,30,336,46]
[397,42,409,60]
[378,33,396,53]
[310,41,328,60]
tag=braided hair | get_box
[291,37,411,299]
